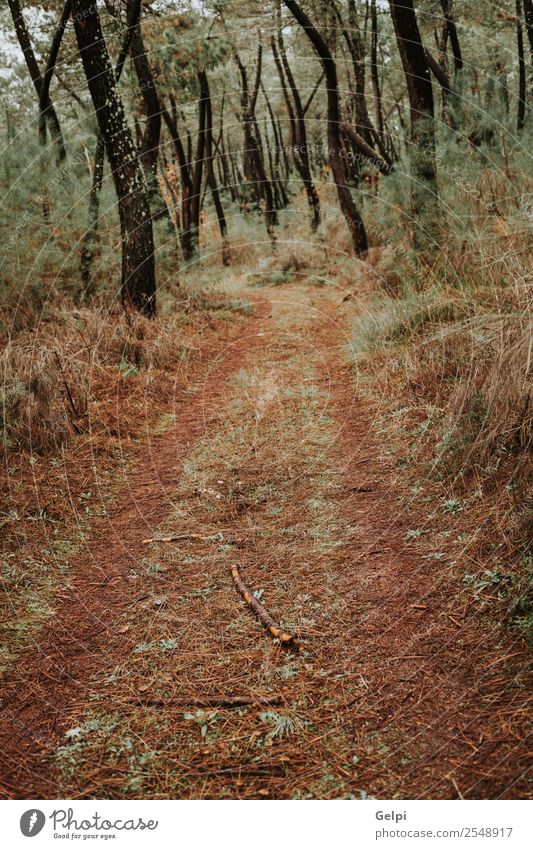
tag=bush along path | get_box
[0,275,529,800]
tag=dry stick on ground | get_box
[142,533,243,544]
[231,565,297,648]
[127,695,282,709]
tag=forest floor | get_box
[0,263,530,800]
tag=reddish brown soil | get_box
[0,298,270,798]
[0,283,529,800]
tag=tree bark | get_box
[516,0,526,129]
[189,76,208,257]
[235,50,277,236]
[80,0,142,297]
[162,101,195,260]
[38,0,71,146]
[129,22,168,220]
[72,0,156,315]
[274,7,320,229]
[7,0,66,159]
[389,0,438,244]
[440,0,463,74]
[261,81,290,209]
[283,0,367,255]
[198,69,229,264]
[370,0,385,144]
[340,122,393,175]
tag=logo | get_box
[20,810,46,837]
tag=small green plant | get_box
[443,498,462,514]
[259,710,299,739]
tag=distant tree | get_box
[273,1,320,230]
[235,48,277,237]
[198,68,229,264]
[283,0,368,255]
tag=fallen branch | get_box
[142,532,242,545]
[128,694,282,708]
[340,123,393,174]
[231,565,297,648]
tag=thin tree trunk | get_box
[333,0,375,146]
[516,0,527,129]
[389,0,438,246]
[129,25,168,220]
[370,0,384,142]
[261,81,290,208]
[38,0,71,145]
[162,102,195,260]
[80,136,105,295]
[274,7,320,228]
[7,0,66,159]
[198,69,229,265]
[189,77,207,257]
[283,0,368,255]
[440,0,463,75]
[72,0,156,315]
[235,50,277,236]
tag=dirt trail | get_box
[0,278,529,799]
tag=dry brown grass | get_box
[349,219,532,627]
[0,289,253,454]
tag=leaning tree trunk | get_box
[162,100,195,260]
[72,0,155,315]
[389,0,438,247]
[274,9,320,229]
[7,0,66,159]
[283,0,367,255]
[38,0,71,148]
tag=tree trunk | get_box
[370,0,385,143]
[190,76,207,257]
[235,50,277,236]
[274,8,320,229]
[440,1,463,75]
[283,0,367,255]
[261,81,290,209]
[38,0,71,146]
[198,69,229,265]
[80,135,105,296]
[389,0,438,245]
[72,0,156,315]
[129,23,169,221]
[79,1,141,296]
[7,0,66,159]
[516,0,526,129]
[162,101,195,260]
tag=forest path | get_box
[0,275,528,799]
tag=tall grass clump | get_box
[351,145,532,629]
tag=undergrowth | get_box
[350,190,532,637]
